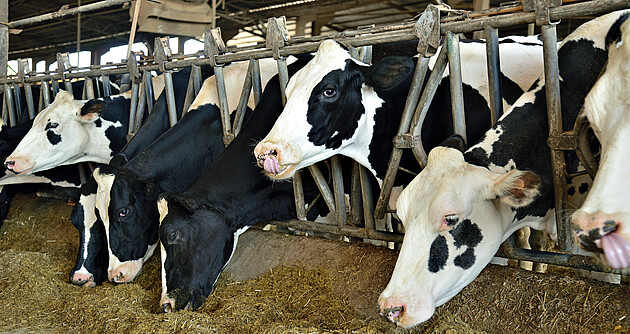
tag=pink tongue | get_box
[601,233,630,269]
[263,155,281,175]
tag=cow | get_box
[572,13,630,269]
[253,36,544,198]
[69,65,212,287]
[376,11,629,328]
[70,59,281,287]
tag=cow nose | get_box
[381,305,405,325]
[70,272,96,287]
[4,160,14,171]
[572,210,619,236]
[603,220,617,233]
[108,270,124,283]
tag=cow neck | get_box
[96,96,132,157]
[123,104,225,194]
[463,38,608,221]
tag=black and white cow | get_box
[69,59,281,287]
[253,36,544,203]
[69,65,211,287]
[572,13,630,269]
[377,11,629,328]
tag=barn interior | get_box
[0,0,629,333]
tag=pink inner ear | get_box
[81,113,99,122]
[438,219,448,232]
[513,178,525,190]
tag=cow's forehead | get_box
[285,40,365,96]
[33,91,83,124]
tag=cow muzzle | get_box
[573,211,630,269]
[70,271,97,288]
[4,156,35,175]
[253,143,297,179]
[108,261,142,283]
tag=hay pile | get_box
[0,193,629,333]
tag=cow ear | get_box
[439,134,467,153]
[491,169,541,207]
[366,56,414,91]
[80,99,107,123]
[134,177,158,197]
[165,194,201,214]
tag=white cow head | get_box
[254,40,404,179]
[572,18,630,269]
[378,147,545,328]
[5,91,122,174]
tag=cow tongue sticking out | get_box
[601,233,630,269]
[263,155,282,175]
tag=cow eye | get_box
[444,214,459,226]
[45,122,59,131]
[167,230,180,244]
[118,208,130,217]
[322,88,336,98]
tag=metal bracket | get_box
[393,134,415,149]
[17,58,29,84]
[523,0,561,26]
[56,52,71,79]
[126,52,141,83]
[547,132,578,151]
[203,27,226,67]
[266,16,291,60]
[413,4,441,57]
[154,37,173,73]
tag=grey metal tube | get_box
[85,77,95,99]
[276,57,289,105]
[213,66,232,145]
[133,86,147,133]
[10,0,131,27]
[292,170,307,220]
[233,61,254,137]
[128,82,140,134]
[447,32,466,141]
[307,164,337,215]
[359,165,376,232]
[331,156,347,228]
[541,24,573,253]
[51,80,59,97]
[41,80,51,108]
[4,84,16,126]
[163,71,178,127]
[142,71,154,114]
[191,64,202,95]
[250,59,262,105]
[485,26,503,125]
[23,83,36,119]
[12,83,22,121]
[101,74,112,97]
[349,161,363,227]
[182,68,197,114]
[63,80,73,95]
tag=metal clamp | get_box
[204,27,226,67]
[126,51,141,83]
[413,4,441,57]
[523,0,561,26]
[154,36,173,73]
[56,52,71,79]
[266,16,291,60]
[17,59,29,84]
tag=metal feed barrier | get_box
[1,0,628,276]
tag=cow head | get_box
[254,40,413,180]
[69,179,109,287]
[5,91,121,174]
[93,166,160,283]
[378,147,544,328]
[158,195,247,312]
[572,17,630,269]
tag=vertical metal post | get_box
[51,79,60,97]
[204,28,232,145]
[56,53,73,94]
[141,70,154,113]
[447,32,466,141]
[3,84,16,126]
[232,60,254,137]
[308,164,337,214]
[12,83,22,122]
[133,87,147,133]
[359,165,376,233]
[542,24,572,253]
[101,74,112,97]
[250,59,262,105]
[154,37,177,127]
[18,59,36,120]
[127,51,142,134]
[331,156,347,228]
[85,77,95,99]
[0,0,7,84]
[267,17,291,104]
[41,80,51,108]
[349,161,364,227]
[485,26,503,125]
[293,171,307,220]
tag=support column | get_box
[0,0,8,78]
[472,0,490,39]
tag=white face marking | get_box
[158,198,169,301]
[78,192,98,263]
[7,91,123,173]
[92,169,118,271]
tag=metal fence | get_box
[2,0,629,276]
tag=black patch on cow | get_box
[306,60,367,149]
[94,119,102,128]
[449,219,483,249]
[579,182,589,194]
[428,235,449,273]
[454,248,476,269]
[80,99,107,116]
[46,130,62,145]
[567,186,576,196]
[33,164,82,187]
[439,134,467,153]
[499,72,525,106]
[605,13,630,50]
[576,227,603,253]
[498,38,542,47]
[464,37,609,221]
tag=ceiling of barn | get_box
[7,0,593,63]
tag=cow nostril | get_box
[603,220,617,233]
[270,149,278,156]
[162,302,173,313]
[383,306,404,324]
[5,160,14,169]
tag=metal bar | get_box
[23,83,36,119]
[9,0,131,27]
[101,74,112,97]
[41,80,51,108]
[276,57,290,105]
[0,0,6,83]
[292,171,307,220]
[307,164,336,215]
[214,66,233,145]
[447,32,466,141]
[191,64,203,96]
[349,161,364,227]
[250,59,262,105]
[485,26,503,125]
[128,82,140,134]
[331,156,347,228]
[37,84,44,112]
[268,219,404,243]
[233,61,254,137]
[163,71,178,127]
[359,165,376,232]
[51,80,59,97]
[133,85,147,133]
[182,67,198,114]
[12,83,22,121]
[142,70,154,114]
[3,84,16,126]
[85,78,95,99]
[541,24,573,253]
